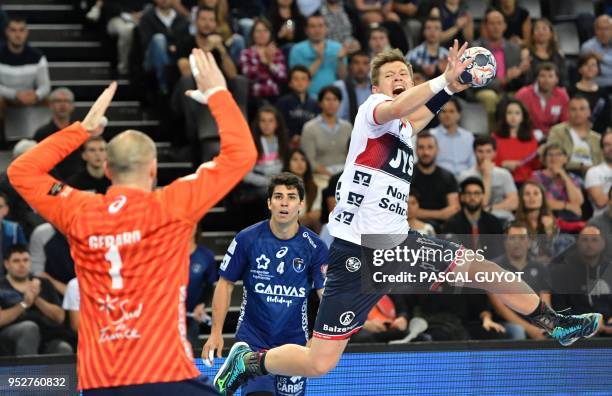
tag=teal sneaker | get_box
[214,342,253,395]
[549,313,602,346]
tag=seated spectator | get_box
[334,51,371,123]
[532,144,585,221]
[569,53,611,134]
[585,130,612,218]
[580,15,612,88]
[289,13,347,97]
[29,223,74,296]
[33,88,84,180]
[515,180,574,264]
[62,278,79,332]
[430,98,475,178]
[176,6,237,80]
[406,17,448,80]
[494,99,540,186]
[546,96,602,176]
[407,191,436,236]
[276,65,320,146]
[301,85,352,188]
[0,17,51,134]
[393,0,421,48]
[354,0,400,26]
[67,136,111,194]
[186,226,217,353]
[172,6,247,162]
[239,17,287,103]
[588,186,612,243]
[283,148,321,232]
[237,105,289,225]
[459,136,518,223]
[402,292,508,341]
[473,9,529,132]
[551,225,612,332]
[194,0,246,64]
[367,25,391,58]
[102,0,147,75]
[442,177,504,258]
[320,0,361,54]
[267,0,307,52]
[138,0,190,94]
[491,0,531,47]
[522,18,568,88]
[490,221,551,340]
[515,62,569,140]
[0,192,27,269]
[0,245,72,355]
[429,0,474,48]
[0,141,44,238]
[351,295,409,343]
[411,132,460,230]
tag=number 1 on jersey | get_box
[105,245,124,289]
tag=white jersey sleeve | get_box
[62,278,80,311]
[363,93,395,137]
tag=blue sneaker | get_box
[549,313,602,346]
[214,342,254,395]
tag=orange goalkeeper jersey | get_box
[8,90,257,390]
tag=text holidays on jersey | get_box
[254,282,306,308]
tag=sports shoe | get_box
[214,342,253,395]
[549,313,602,346]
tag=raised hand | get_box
[190,48,227,93]
[82,81,117,135]
[443,40,472,85]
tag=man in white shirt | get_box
[62,278,79,332]
[586,130,612,217]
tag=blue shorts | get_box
[242,374,306,396]
[313,232,462,340]
[82,375,218,395]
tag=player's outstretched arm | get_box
[8,83,117,233]
[375,40,471,125]
[162,49,257,221]
[202,277,234,366]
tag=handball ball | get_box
[458,47,497,88]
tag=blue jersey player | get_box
[214,41,602,395]
[204,172,326,396]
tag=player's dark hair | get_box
[7,16,27,26]
[459,177,484,194]
[495,98,534,142]
[5,244,29,261]
[473,136,496,151]
[83,136,106,151]
[318,85,342,102]
[289,65,311,81]
[196,5,215,19]
[251,105,289,163]
[267,172,306,201]
[349,50,369,64]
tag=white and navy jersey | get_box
[219,221,327,349]
[328,93,414,245]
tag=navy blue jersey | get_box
[186,245,218,312]
[219,221,327,349]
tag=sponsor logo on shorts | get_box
[339,311,355,326]
[345,257,361,272]
[293,258,305,273]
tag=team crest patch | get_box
[293,258,305,273]
[48,182,65,196]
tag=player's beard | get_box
[464,202,482,213]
